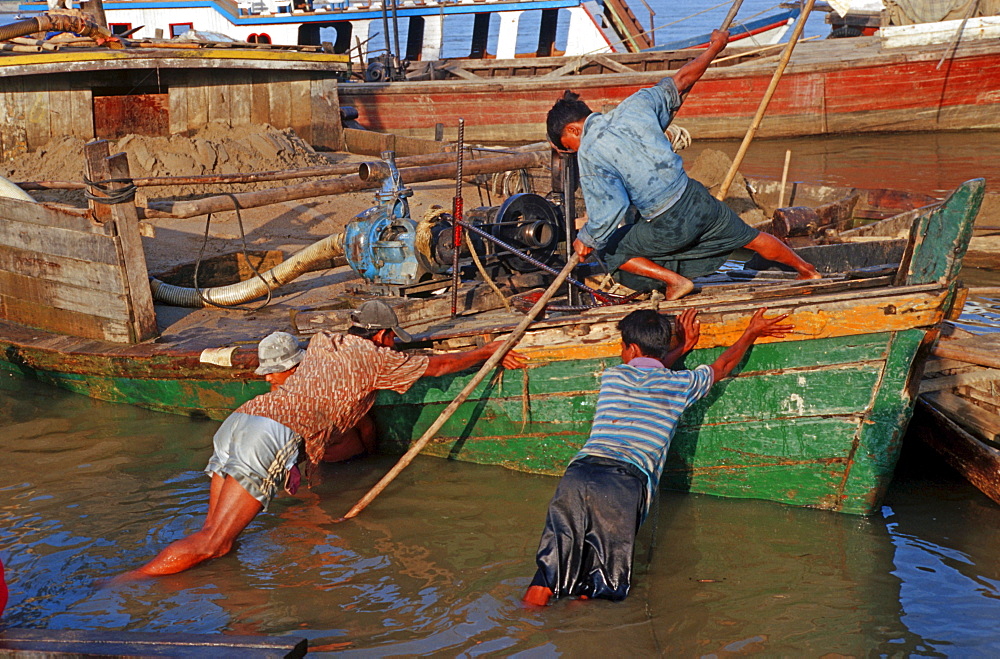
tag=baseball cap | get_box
[350,300,413,343]
[255,331,306,375]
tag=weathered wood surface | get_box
[339,36,1000,141]
[1,67,344,154]
[915,330,1000,505]
[0,628,307,658]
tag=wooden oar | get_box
[338,253,582,521]
[716,0,818,201]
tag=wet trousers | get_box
[601,179,760,292]
[530,456,648,601]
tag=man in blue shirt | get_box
[547,30,820,300]
[523,306,793,605]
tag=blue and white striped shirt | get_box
[576,357,714,512]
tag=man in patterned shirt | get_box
[125,300,525,578]
[523,306,792,605]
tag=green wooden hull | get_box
[372,330,925,515]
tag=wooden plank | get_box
[84,140,115,225]
[923,390,1000,444]
[105,151,159,342]
[23,86,51,152]
[0,629,307,658]
[0,244,126,294]
[0,76,28,161]
[229,71,252,127]
[919,368,1000,393]
[0,215,119,264]
[168,81,189,135]
[0,270,130,320]
[69,87,93,140]
[288,78,312,144]
[0,293,131,342]
[268,78,292,130]
[186,78,209,133]
[0,195,112,235]
[47,84,75,144]
[309,76,341,150]
[250,70,271,126]
[207,79,230,124]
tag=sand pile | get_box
[688,148,767,227]
[0,121,337,205]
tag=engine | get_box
[343,151,564,296]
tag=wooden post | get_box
[84,140,158,342]
[715,0,817,201]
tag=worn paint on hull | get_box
[338,42,1000,141]
[372,330,925,515]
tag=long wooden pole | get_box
[339,253,582,521]
[678,0,746,103]
[142,151,547,219]
[715,0,817,201]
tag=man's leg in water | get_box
[129,475,262,577]
[744,233,821,279]
[617,257,695,301]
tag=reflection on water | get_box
[3,372,1000,654]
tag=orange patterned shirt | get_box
[238,331,429,467]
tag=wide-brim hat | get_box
[350,300,413,343]
[255,331,306,375]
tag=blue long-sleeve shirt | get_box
[576,77,690,250]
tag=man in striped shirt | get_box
[524,306,791,605]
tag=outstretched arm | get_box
[423,341,526,377]
[673,29,729,93]
[662,308,701,368]
[710,308,792,382]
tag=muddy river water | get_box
[2,132,999,654]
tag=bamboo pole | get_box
[338,253,581,521]
[715,0,817,201]
[778,149,792,208]
[144,151,547,219]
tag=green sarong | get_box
[600,179,759,292]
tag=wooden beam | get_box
[105,151,159,342]
[0,629,307,658]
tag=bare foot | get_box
[664,277,695,301]
[796,268,822,280]
[523,585,553,607]
[101,570,153,587]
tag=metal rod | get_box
[451,118,465,317]
[457,220,630,305]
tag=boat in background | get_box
[913,328,1000,506]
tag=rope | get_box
[193,193,273,312]
[464,230,512,312]
[83,176,137,205]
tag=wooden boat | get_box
[337,23,1000,142]
[0,136,984,515]
[911,328,1000,505]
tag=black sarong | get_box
[530,456,647,601]
[601,178,760,292]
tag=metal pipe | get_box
[150,232,346,307]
